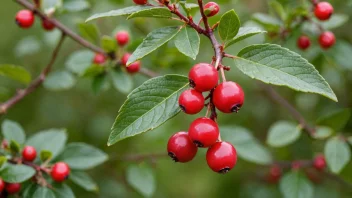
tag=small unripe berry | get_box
[133,0,148,5]
[188,63,218,92]
[179,89,204,114]
[314,2,333,21]
[121,53,141,73]
[297,36,311,50]
[267,165,281,183]
[41,19,55,31]
[93,53,106,64]
[319,31,335,49]
[204,2,220,17]
[206,142,237,174]
[15,10,35,29]
[5,183,21,194]
[51,162,70,182]
[167,132,198,163]
[22,146,37,161]
[188,117,219,147]
[313,155,326,171]
[0,178,5,192]
[213,81,244,113]
[115,31,130,46]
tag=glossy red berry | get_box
[188,117,219,147]
[22,146,37,161]
[204,2,220,17]
[115,31,130,46]
[297,36,311,50]
[213,81,244,113]
[206,142,237,173]
[189,63,218,92]
[313,155,326,171]
[93,53,106,64]
[179,89,204,114]
[121,53,141,73]
[314,2,333,21]
[121,53,131,66]
[51,162,70,182]
[5,183,21,194]
[0,178,5,192]
[15,10,35,29]
[167,132,198,163]
[41,19,55,31]
[319,31,335,49]
[133,0,148,5]
[267,165,282,183]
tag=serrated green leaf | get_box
[63,0,90,12]
[219,10,241,42]
[40,150,53,162]
[0,65,31,84]
[233,44,337,101]
[26,129,67,159]
[82,65,105,78]
[0,164,35,183]
[70,171,99,192]
[312,126,333,140]
[108,75,188,145]
[252,13,282,31]
[43,71,76,91]
[317,109,350,131]
[57,143,108,170]
[10,140,20,153]
[127,26,181,65]
[174,26,200,60]
[324,137,351,173]
[110,70,133,94]
[267,121,302,147]
[1,120,26,144]
[126,164,155,197]
[279,171,314,198]
[52,183,75,198]
[66,50,95,75]
[33,187,56,198]
[320,14,349,30]
[127,7,171,19]
[86,6,154,22]
[225,27,266,48]
[222,126,272,165]
[78,23,100,44]
[101,36,117,53]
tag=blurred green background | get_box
[1,0,352,197]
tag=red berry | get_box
[188,63,218,92]
[314,2,333,21]
[0,178,5,192]
[133,0,148,5]
[15,10,35,29]
[22,146,37,161]
[115,31,130,46]
[179,89,204,114]
[313,155,326,171]
[93,53,106,64]
[267,165,281,183]
[188,117,219,147]
[167,132,198,163]
[206,142,237,173]
[319,31,335,49]
[121,53,141,73]
[291,161,301,170]
[297,36,311,50]
[121,53,131,65]
[5,183,21,194]
[213,81,244,113]
[41,19,55,31]
[204,2,220,17]
[51,162,70,182]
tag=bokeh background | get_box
[1,0,352,197]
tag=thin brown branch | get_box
[0,34,66,115]
[139,68,158,78]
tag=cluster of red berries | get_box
[93,31,141,74]
[15,9,55,31]
[167,63,244,173]
[297,2,335,50]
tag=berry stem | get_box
[219,66,227,82]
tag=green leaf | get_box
[43,71,76,91]
[324,137,351,173]
[70,171,98,192]
[15,36,41,57]
[267,121,302,147]
[126,164,155,197]
[10,140,20,153]
[127,26,181,65]
[0,164,35,183]
[63,0,90,12]
[0,65,31,84]
[86,6,154,22]
[40,150,53,162]
[222,126,272,165]
[225,27,266,48]
[218,10,241,42]
[82,65,105,78]
[108,75,188,145]
[0,156,7,169]
[22,183,37,197]
[92,74,109,94]
[317,109,350,131]
[312,126,333,140]
[78,23,100,44]
[66,50,95,75]
[26,128,67,159]
[41,0,63,14]
[127,7,172,19]
[252,13,282,30]
[174,26,200,60]
[1,120,26,144]
[269,0,286,21]
[57,143,108,170]
[52,183,75,198]
[110,70,133,94]
[279,171,314,198]
[101,36,117,53]
[33,187,56,198]
[327,41,352,71]
[233,44,337,101]
[320,14,349,30]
